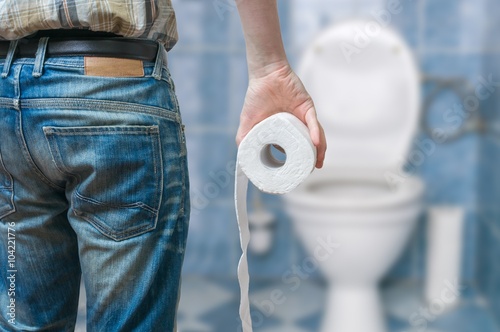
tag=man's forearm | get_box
[236,0,288,78]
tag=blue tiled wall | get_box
[170,0,243,277]
[170,0,494,298]
[387,0,484,283]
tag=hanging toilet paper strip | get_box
[235,113,317,332]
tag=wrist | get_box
[247,58,290,80]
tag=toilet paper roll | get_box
[235,113,317,332]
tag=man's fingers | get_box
[304,106,327,168]
[315,124,327,168]
[304,106,321,146]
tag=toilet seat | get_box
[287,167,424,213]
[298,20,420,170]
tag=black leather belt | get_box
[0,38,159,62]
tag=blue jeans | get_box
[0,40,189,331]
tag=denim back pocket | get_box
[0,151,15,219]
[43,125,163,241]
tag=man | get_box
[0,0,326,330]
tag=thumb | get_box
[235,120,252,146]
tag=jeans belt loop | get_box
[1,40,19,79]
[33,37,50,78]
[152,41,165,81]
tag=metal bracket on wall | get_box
[421,75,485,143]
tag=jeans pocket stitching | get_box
[74,190,159,215]
[74,208,158,241]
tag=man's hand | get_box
[236,62,326,168]
[236,0,326,168]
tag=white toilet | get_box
[283,20,424,332]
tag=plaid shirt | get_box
[0,0,178,50]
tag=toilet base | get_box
[321,283,386,332]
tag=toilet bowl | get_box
[283,20,423,332]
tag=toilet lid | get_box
[299,20,420,169]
